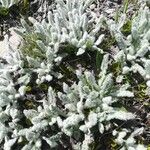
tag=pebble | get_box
[0,28,21,58]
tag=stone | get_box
[0,28,21,58]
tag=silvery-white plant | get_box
[0,0,148,149]
[0,0,19,8]
[13,0,106,85]
[56,55,136,149]
[113,128,147,150]
[16,0,105,56]
[0,50,141,149]
[107,5,149,144]
[108,3,150,96]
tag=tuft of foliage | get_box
[0,0,149,150]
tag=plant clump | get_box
[0,0,149,150]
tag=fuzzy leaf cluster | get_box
[0,0,149,149]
